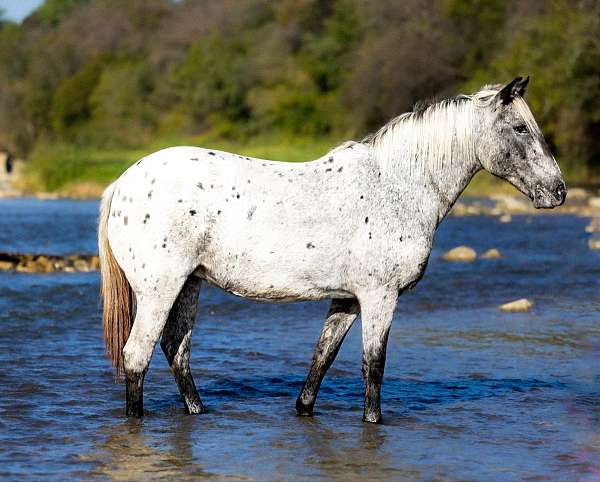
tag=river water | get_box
[1,198,600,481]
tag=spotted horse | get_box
[99,77,566,423]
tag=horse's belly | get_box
[193,260,353,303]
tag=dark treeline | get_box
[0,0,598,175]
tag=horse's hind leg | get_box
[123,289,182,417]
[296,298,360,416]
[160,275,205,414]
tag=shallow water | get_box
[1,198,600,481]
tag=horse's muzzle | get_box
[533,180,567,209]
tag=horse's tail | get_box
[98,182,135,381]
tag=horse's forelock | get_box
[511,96,543,136]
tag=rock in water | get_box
[589,237,600,250]
[0,252,100,272]
[491,194,531,213]
[0,260,15,270]
[586,218,600,233]
[73,259,90,272]
[481,248,501,259]
[442,246,477,262]
[568,187,588,200]
[499,298,533,312]
[499,213,512,223]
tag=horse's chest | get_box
[350,222,432,287]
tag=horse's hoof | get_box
[295,399,314,417]
[125,406,144,418]
[186,402,207,415]
[362,413,382,424]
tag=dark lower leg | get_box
[362,336,389,424]
[125,371,145,417]
[170,355,206,414]
[296,298,359,416]
[362,359,385,423]
[161,276,205,414]
[162,330,206,414]
[359,292,397,424]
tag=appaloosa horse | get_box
[99,77,566,423]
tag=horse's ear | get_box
[497,76,529,105]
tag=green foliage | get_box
[86,61,157,146]
[463,0,600,173]
[34,0,91,25]
[0,0,598,187]
[50,60,103,138]
[444,0,507,74]
[171,37,254,126]
[298,0,361,92]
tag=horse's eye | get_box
[513,124,528,134]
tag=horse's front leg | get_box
[358,289,398,424]
[296,298,360,416]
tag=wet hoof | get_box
[126,402,144,418]
[362,412,382,424]
[186,401,207,415]
[295,398,314,417]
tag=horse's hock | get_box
[0,151,25,197]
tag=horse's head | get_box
[476,77,566,208]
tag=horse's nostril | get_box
[555,181,566,201]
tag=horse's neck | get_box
[422,159,481,223]
[371,148,480,227]
[371,107,482,224]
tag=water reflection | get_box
[85,418,223,481]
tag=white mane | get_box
[363,87,539,178]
